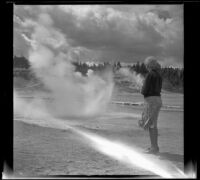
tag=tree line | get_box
[13,56,183,93]
[72,61,184,93]
[13,56,30,69]
[129,62,183,92]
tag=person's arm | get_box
[141,73,152,96]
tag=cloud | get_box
[14,5,183,66]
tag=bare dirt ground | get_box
[14,100,183,177]
[13,76,183,177]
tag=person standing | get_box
[139,56,162,154]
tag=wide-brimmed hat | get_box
[144,56,161,70]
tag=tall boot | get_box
[148,127,159,153]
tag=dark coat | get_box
[141,70,162,98]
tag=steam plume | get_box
[17,13,114,118]
[118,67,144,89]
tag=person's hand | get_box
[143,118,152,130]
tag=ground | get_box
[13,87,183,177]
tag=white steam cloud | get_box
[118,67,144,89]
[15,13,114,118]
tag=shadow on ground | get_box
[158,152,183,163]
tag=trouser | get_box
[143,96,162,149]
[149,127,159,149]
[143,96,162,129]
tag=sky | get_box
[14,5,183,67]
